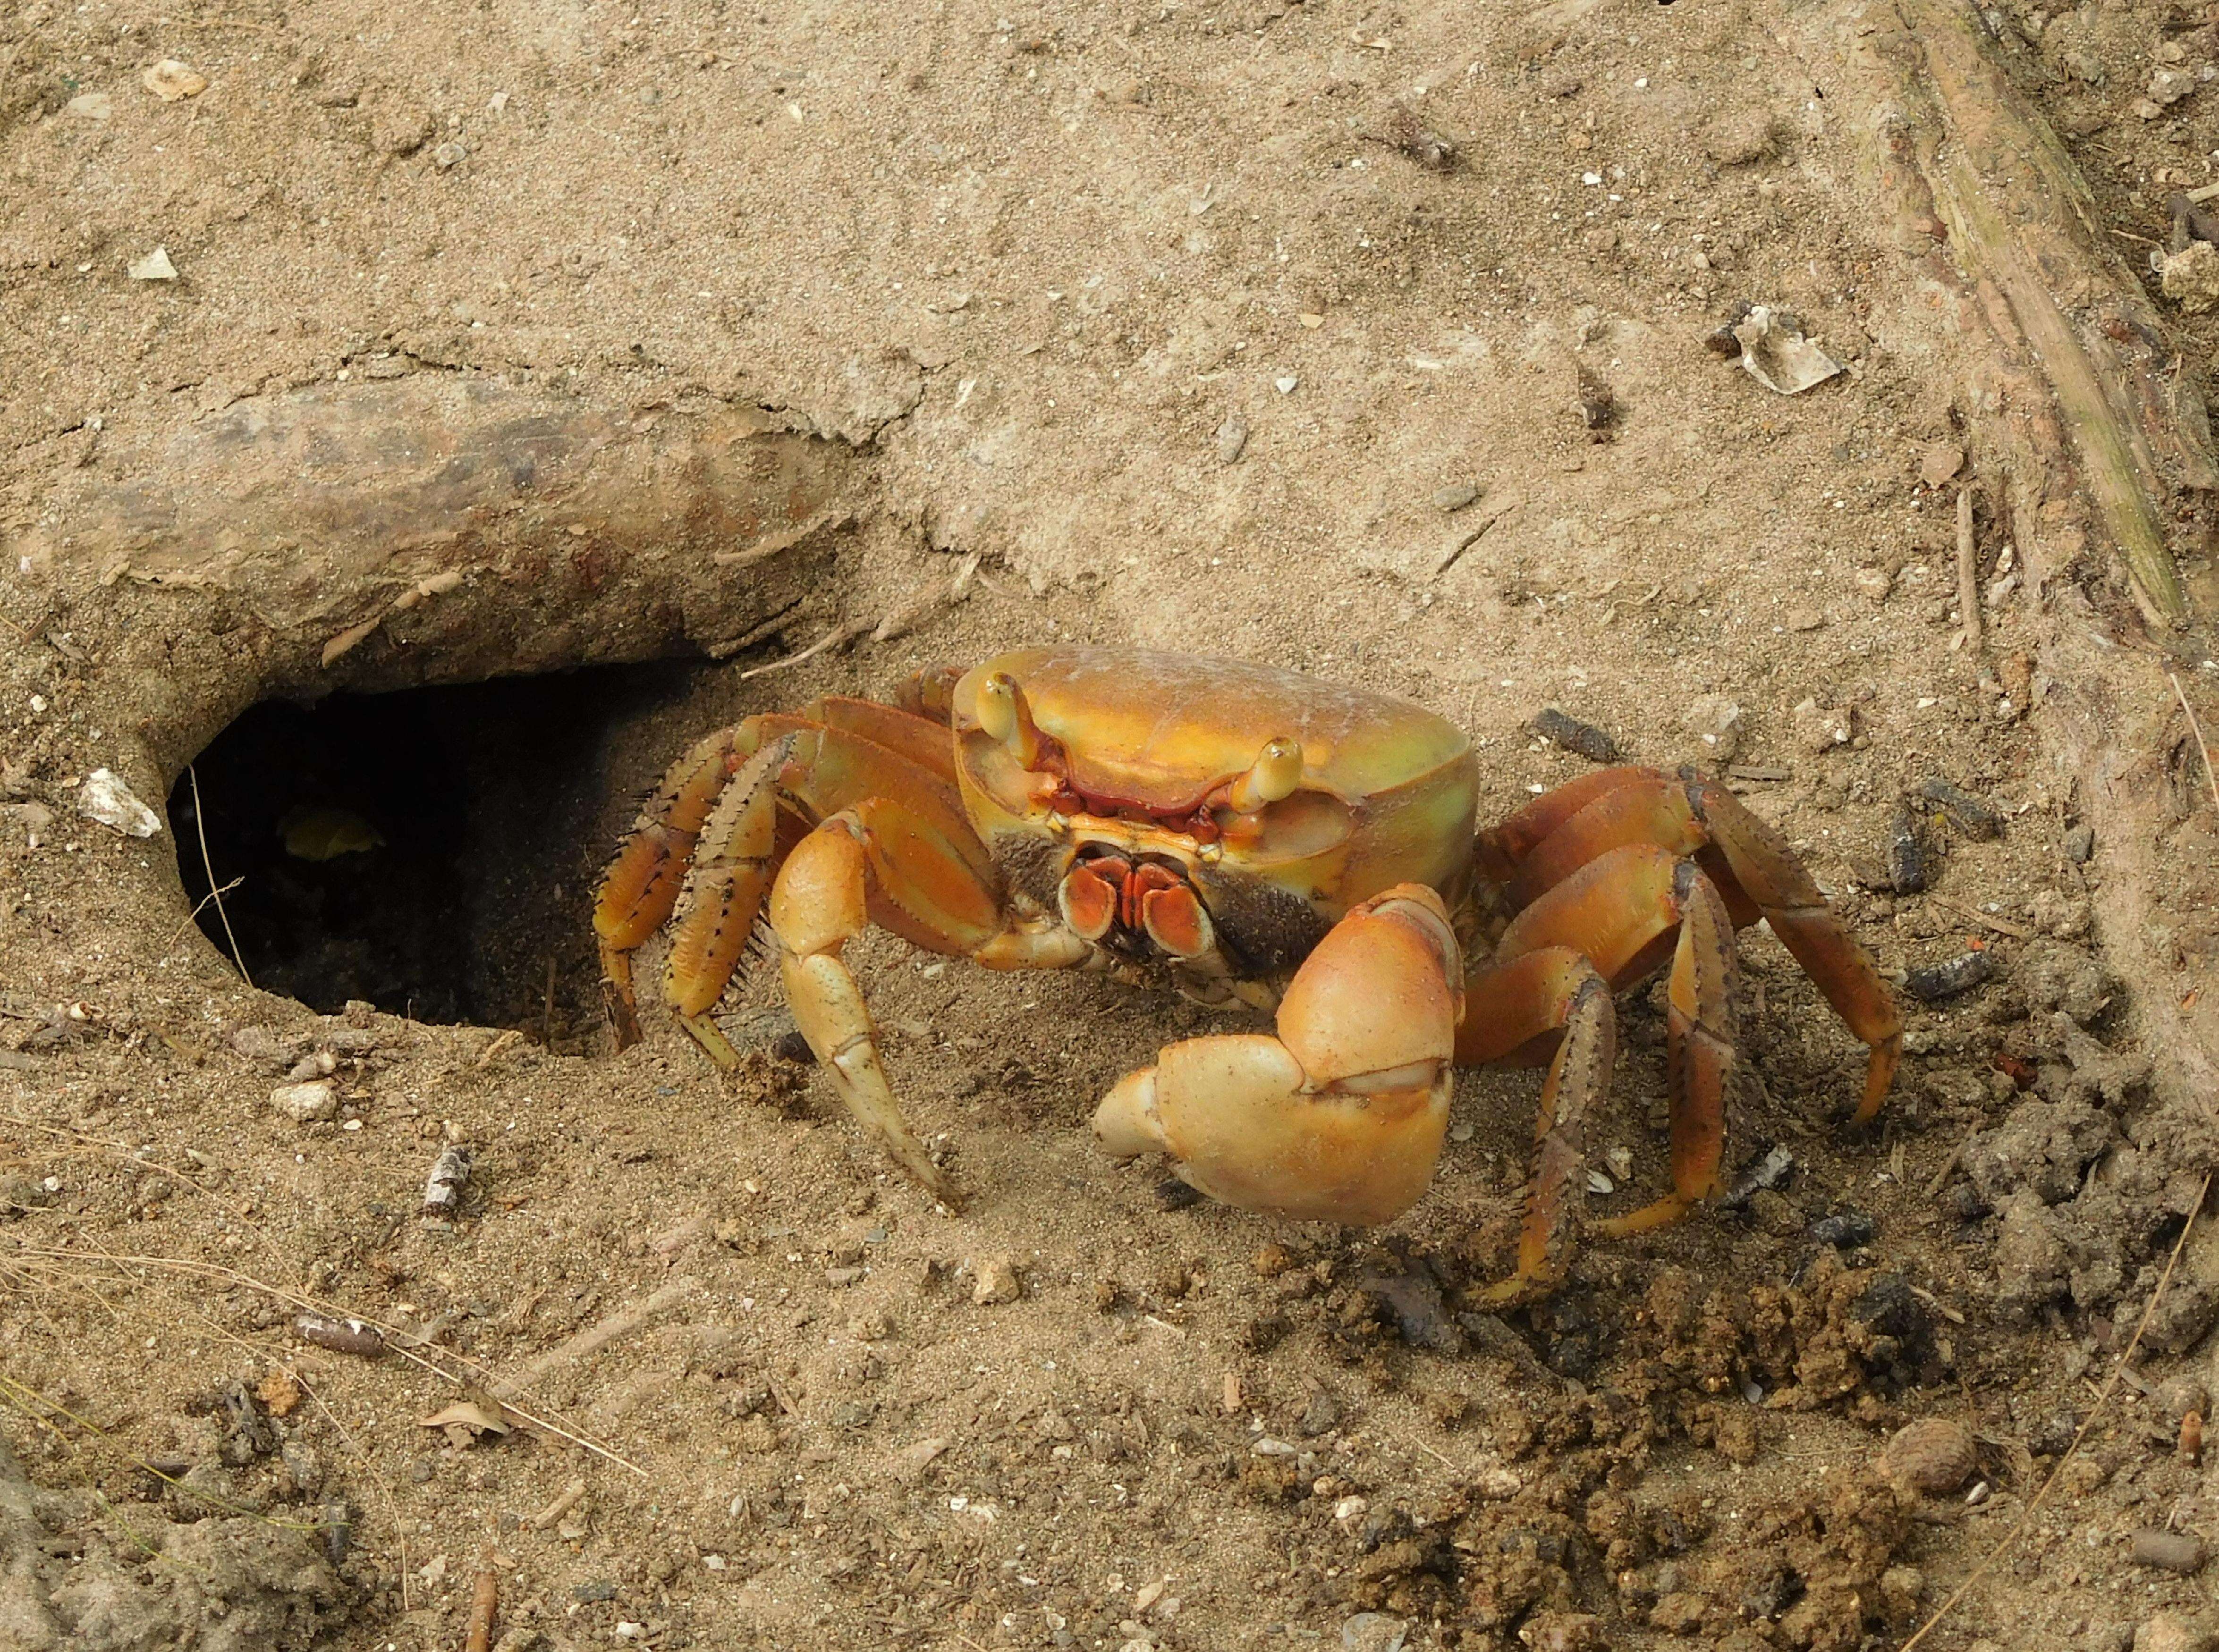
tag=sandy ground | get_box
[6,0,2219,1647]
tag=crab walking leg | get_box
[1488,768,1899,1121]
[593,726,743,1047]
[1092,886,1463,1226]
[1595,863,1738,1237]
[1684,776,1901,1123]
[1458,947,1617,1306]
[1468,845,1745,1240]
[768,801,1059,1205]
[662,738,795,1068]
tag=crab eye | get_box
[1228,737,1304,812]
[975,672,1042,768]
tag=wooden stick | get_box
[465,1563,498,1652]
[1899,1169,2212,1651]
[490,1277,694,1402]
[525,1476,588,1530]
[187,766,252,987]
[1886,0,2202,627]
[1956,486,1983,655]
[2175,673,2219,815]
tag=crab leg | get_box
[1486,767,1899,1123]
[596,702,979,1049]
[1457,948,1617,1306]
[595,727,744,1047]
[1091,886,1463,1226]
[1465,845,1742,1248]
[1682,776,1899,1123]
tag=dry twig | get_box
[1899,1169,2213,1651]
[1955,485,1982,655]
[465,1562,499,1652]
[187,766,252,987]
[2176,673,2219,814]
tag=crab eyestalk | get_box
[975,672,1043,769]
[1227,736,1303,813]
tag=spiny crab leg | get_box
[1092,885,1463,1226]
[1486,766,1901,1125]
[1455,947,1617,1306]
[1461,844,1742,1292]
[664,737,794,1068]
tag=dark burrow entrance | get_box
[170,660,708,1039]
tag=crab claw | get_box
[1092,885,1461,1226]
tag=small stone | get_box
[2134,97,2165,120]
[2063,823,2095,863]
[1518,1615,1605,1652]
[970,1255,1020,1306]
[2149,65,2198,105]
[1680,694,1744,766]
[2133,1530,2205,1575]
[78,767,161,834]
[432,141,468,169]
[1298,1391,1340,1436]
[271,1080,339,1123]
[64,92,114,119]
[1904,952,1993,1002]
[142,59,208,101]
[1854,565,1893,602]
[1785,605,1824,632]
[2158,1374,2210,1421]
[1790,698,1853,756]
[825,1265,864,1288]
[1341,1613,1409,1652]
[1918,442,1965,487]
[1650,1593,1709,1635]
[2162,241,2219,314]
[1216,415,1248,464]
[126,247,178,282]
[1809,1209,1878,1248]
[1882,1416,1977,1493]
[1274,375,1299,395]
[1433,482,1481,513]
[2136,1611,2218,1652]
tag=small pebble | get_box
[970,1254,1021,1306]
[1274,375,1299,395]
[1216,415,1248,464]
[64,92,113,120]
[1809,1209,1877,1248]
[142,59,208,100]
[1785,605,1825,632]
[2132,1529,2205,1575]
[1342,1613,1409,1652]
[2135,1610,2217,1652]
[1432,482,1481,513]
[432,141,468,169]
[1918,776,2005,840]
[825,1265,864,1288]
[79,768,161,835]
[2063,823,2095,863]
[1883,803,1929,894]
[127,247,178,282]
[271,1080,338,1122]
[1904,951,1993,1002]
[2155,1374,2209,1422]
[1527,708,1621,764]
[1882,1416,1977,1493]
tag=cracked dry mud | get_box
[6,0,2219,1648]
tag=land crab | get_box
[594,646,1900,1301]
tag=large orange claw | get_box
[1092,885,1461,1225]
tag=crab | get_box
[593,647,1900,1301]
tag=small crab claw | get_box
[1092,885,1462,1226]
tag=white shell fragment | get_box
[1732,304,1843,396]
[127,246,178,282]
[77,768,161,836]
